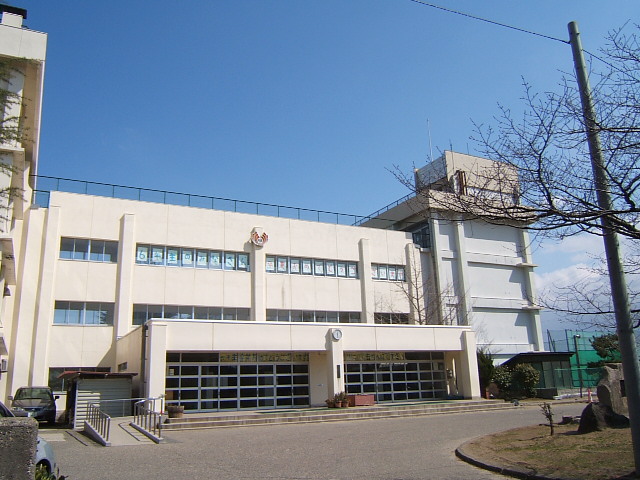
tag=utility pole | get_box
[573,334,583,398]
[569,21,640,475]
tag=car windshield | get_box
[14,388,51,401]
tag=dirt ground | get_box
[461,423,634,480]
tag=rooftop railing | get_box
[352,192,415,226]
[31,175,376,226]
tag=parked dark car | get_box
[10,386,59,424]
[0,400,59,475]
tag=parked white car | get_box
[0,400,58,475]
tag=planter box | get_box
[348,394,375,407]
[167,406,184,419]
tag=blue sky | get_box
[19,0,639,332]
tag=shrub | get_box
[511,364,540,397]
[477,349,495,390]
[492,364,540,399]
[35,464,66,480]
[492,366,512,396]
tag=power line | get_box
[407,1,636,79]
[407,0,569,44]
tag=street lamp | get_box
[573,334,583,398]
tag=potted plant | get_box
[325,398,335,408]
[166,404,184,418]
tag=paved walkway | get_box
[48,401,587,480]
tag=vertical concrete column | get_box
[30,206,61,385]
[0,154,14,234]
[427,216,444,322]
[6,209,46,398]
[115,214,136,340]
[457,329,481,399]
[453,220,472,325]
[518,229,544,351]
[444,354,457,396]
[326,328,345,397]
[358,238,375,324]
[145,321,168,399]
[250,227,267,322]
[404,243,423,324]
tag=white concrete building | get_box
[0,8,542,414]
[360,151,544,364]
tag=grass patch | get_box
[463,424,634,480]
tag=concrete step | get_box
[162,400,515,431]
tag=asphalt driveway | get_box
[49,402,586,480]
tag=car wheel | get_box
[48,414,56,425]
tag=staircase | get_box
[163,399,515,431]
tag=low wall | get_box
[0,417,38,480]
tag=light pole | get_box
[573,334,582,398]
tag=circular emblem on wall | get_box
[332,329,343,341]
[250,231,269,247]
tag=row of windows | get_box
[266,256,358,278]
[53,303,410,327]
[374,313,410,324]
[372,264,405,282]
[59,238,118,263]
[54,301,115,325]
[136,244,250,271]
[133,304,251,325]
[266,309,362,323]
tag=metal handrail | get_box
[352,192,415,226]
[132,396,164,441]
[30,174,371,226]
[86,403,111,442]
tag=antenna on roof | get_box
[427,119,433,163]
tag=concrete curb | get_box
[455,441,570,480]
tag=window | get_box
[182,249,194,267]
[136,245,149,264]
[290,258,300,274]
[325,261,336,276]
[54,301,115,325]
[411,222,431,249]
[372,263,406,282]
[277,257,288,273]
[302,259,312,275]
[266,256,357,279]
[224,253,236,270]
[151,246,165,265]
[266,256,276,272]
[237,254,249,271]
[374,313,410,324]
[195,250,208,268]
[266,309,362,323]
[60,238,118,263]
[314,260,324,276]
[167,247,180,266]
[210,251,222,269]
[133,304,251,325]
[136,244,248,271]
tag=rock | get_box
[559,415,580,425]
[597,363,628,416]
[578,402,629,434]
